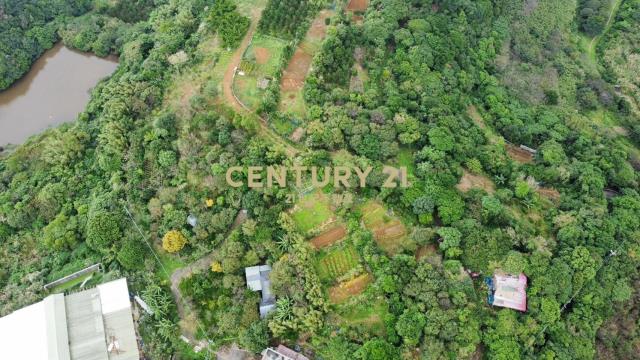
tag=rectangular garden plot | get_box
[314,244,360,284]
[361,200,411,255]
[310,225,347,249]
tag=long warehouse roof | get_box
[0,278,139,360]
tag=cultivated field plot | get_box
[360,200,411,255]
[506,144,534,163]
[315,244,359,283]
[537,187,561,202]
[329,273,373,303]
[279,10,333,117]
[346,0,369,12]
[311,225,347,249]
[456,169,495,193]
[290,191,335,234]
[233,34,287,110]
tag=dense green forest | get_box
[1,0,639,359]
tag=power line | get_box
[123,204,171,278]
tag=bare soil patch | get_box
[254,47,270,65]
[311,226,347,249]
[347,0,369,12]
[290,127,305,142]
[416,244,437,260]
[281,48,313,91]
[456,169,495,193]
[506,144,534,164]
[308,10,332,40]
[329,273,373,303]
[537,187,561,202]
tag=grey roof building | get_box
[0,278,139,360]
[261,345,309,360]
[245,265,276,318]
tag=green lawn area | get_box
[291,191,334,234]
[360,200,389,229]
[315,243,360,283]
[279,89,307,119]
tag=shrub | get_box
[86,211,122,254]
[117,238,147,270]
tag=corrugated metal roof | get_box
[103,309,139,360]
[65,288,109,360]
[0,278,139,360]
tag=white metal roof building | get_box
[0,278,139,360]
[245,265,276,318]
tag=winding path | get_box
[220,7,300,157]
[585,0,622,70]
[168,253,216,340]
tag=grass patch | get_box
[333,299,388,337]
[396,148,415,177]
[50,272,102,294]
[156,247,186,280]
[279,89,307,118]
[315,243,359,283]
[291,191,335,234]
[234,0,268,18]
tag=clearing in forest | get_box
[279,10,333,117]
[346,0,369,12]
[315,243,360,283]
[329,273,373,303]
[233,34,287,109]
[290,191,336,234]
[416,244,438,260]
[537,187,561,202]
[311,225,347,249]
[506,144,534,164]
[360,200,411,255]
[456,169,495,193]
[330,300,388,337]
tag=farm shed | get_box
[245,265,276,318]
[486,273,528,312]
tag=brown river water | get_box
[0,43,118,146]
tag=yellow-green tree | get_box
[162,230,187,253]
